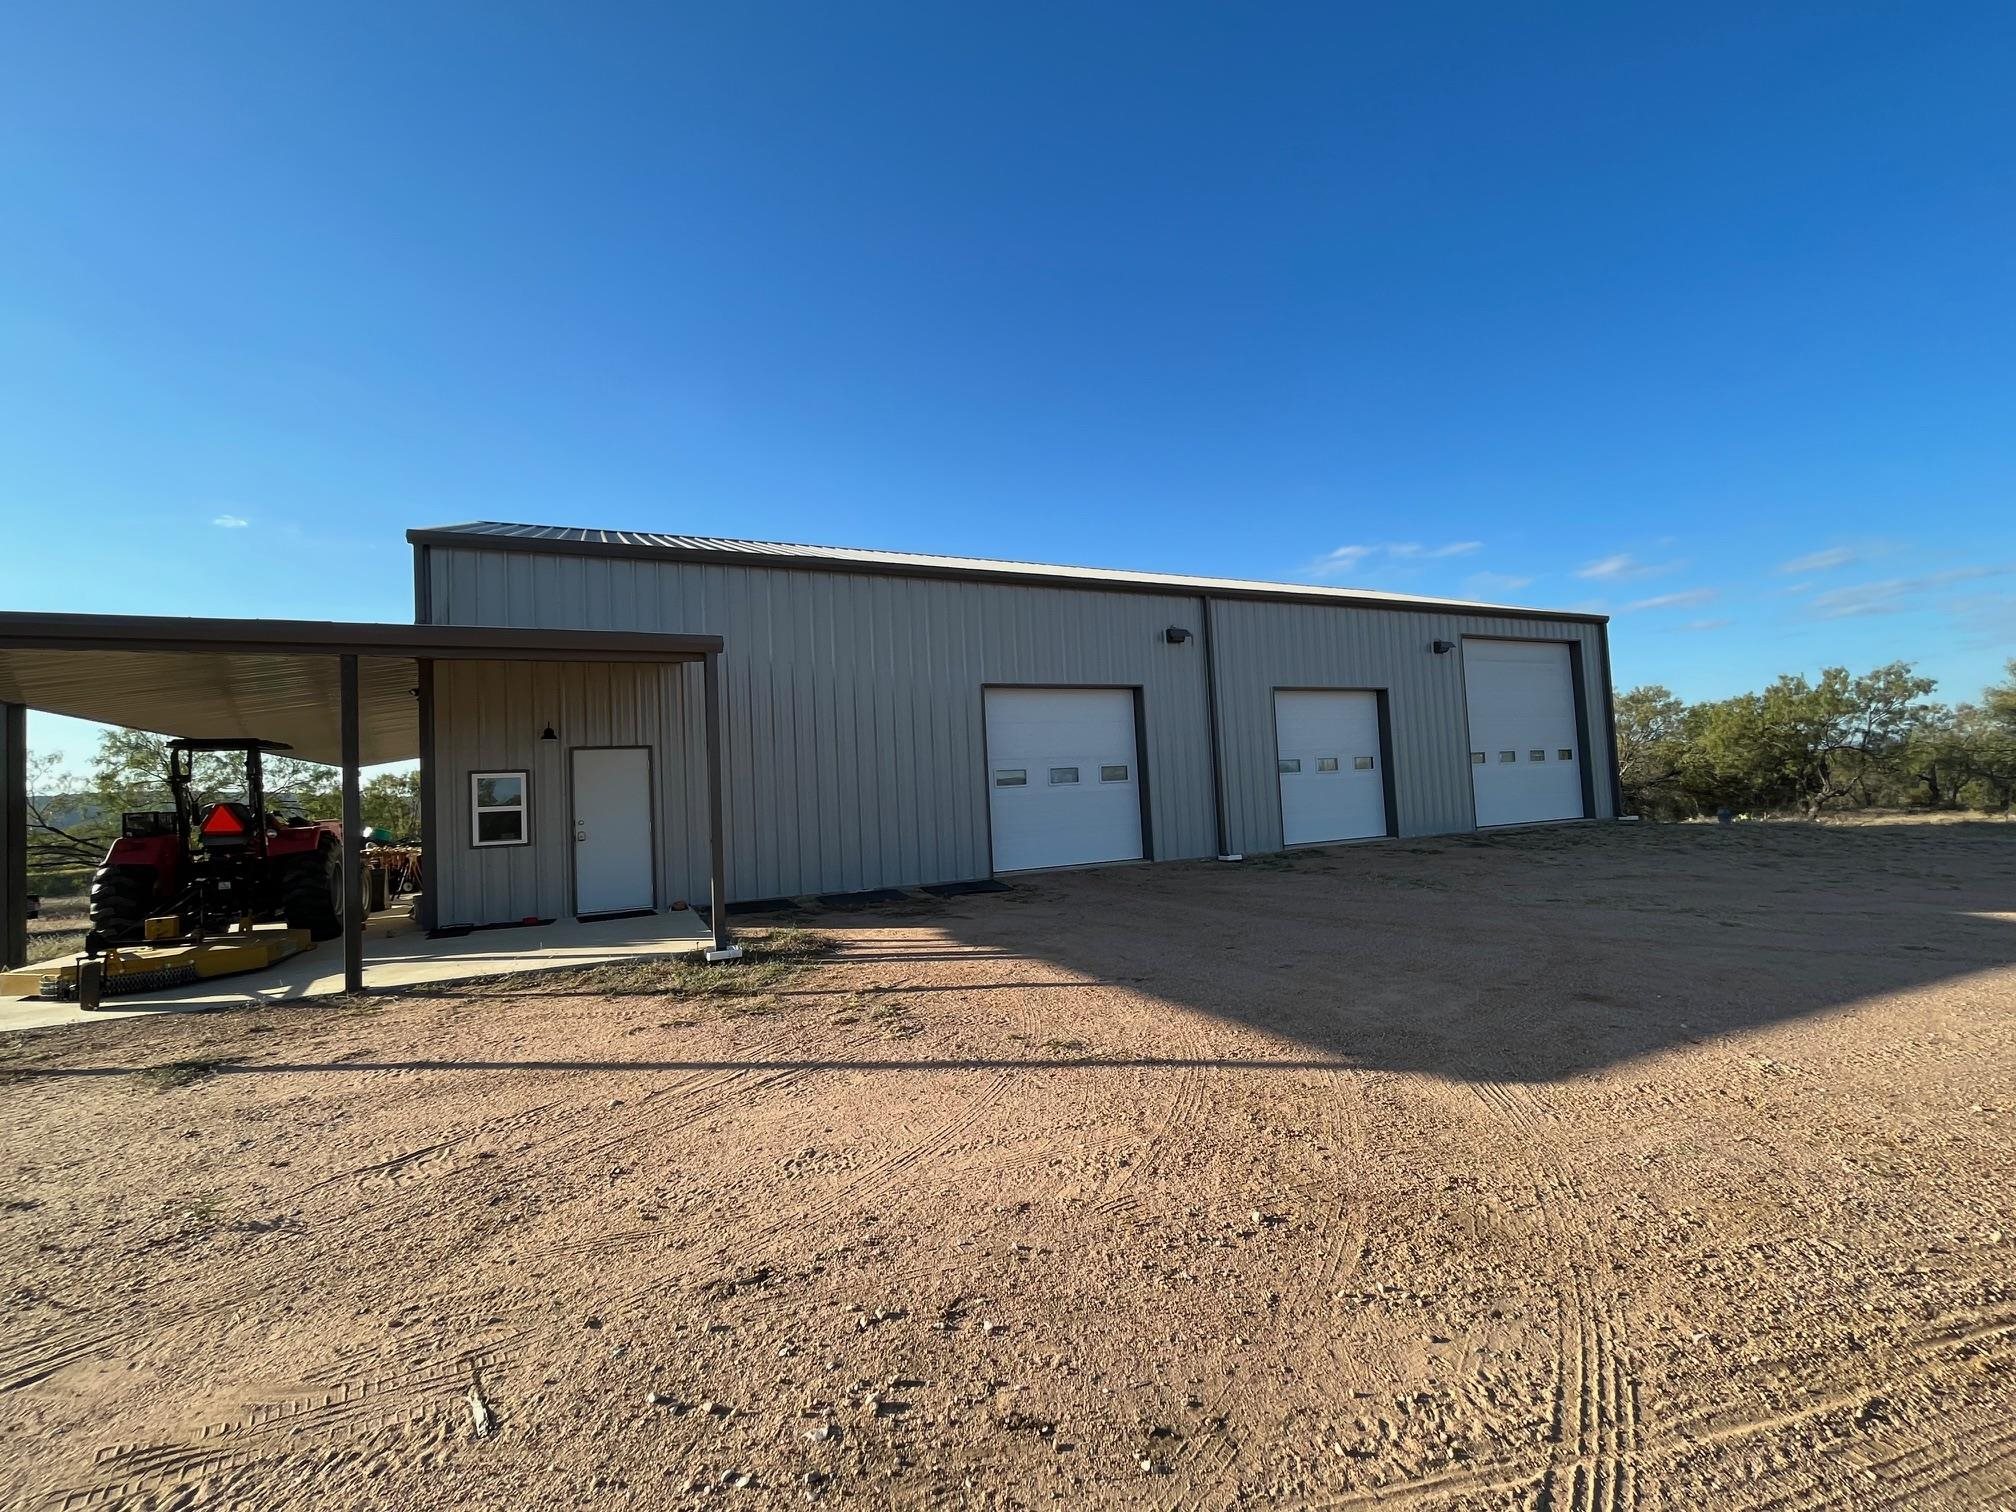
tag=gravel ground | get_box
[1,820,2012,1510]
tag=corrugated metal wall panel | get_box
[1208,600,1615,852]
[424,546,1614,919]
[428,548,1219,913]
[430,659,699,927]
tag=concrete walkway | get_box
[0,899,711,1033]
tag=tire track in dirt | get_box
[43,1334,520,1510]
[0,1296,239,1397]
[1463,1075,1637,1512]
[1731,1413,2016,1512]
[1313,1309,2015,1511]
[1654,1304,2016,1445]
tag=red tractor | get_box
[86,739,345,948]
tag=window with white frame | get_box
[471,771,529,846]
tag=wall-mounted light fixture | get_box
[540,724,558,742]
[1164,626,1193,644]
[1431,640,1455,655]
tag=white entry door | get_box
[571,746,655,916]
[1275,690,1388,844]
[1463,639,1586,827]
[983,688,1144,873]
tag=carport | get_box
[0,612,733,991]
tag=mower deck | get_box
[2,926,316,1005]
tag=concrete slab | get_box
[0,899,712,1034]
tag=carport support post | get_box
[2,702,25,970]
[702,650,736,960]
[340,655,364,994]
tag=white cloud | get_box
[1577,552,1684,582]
[211,513,249,528]
[1307,544,1375,576]
[1777,546,1855,574]
[1806,566,2006,620]
[1464,571,1534,594]
[1304,541,1483,578]
[1625,587,1720,612]
[1678,617,1731,632]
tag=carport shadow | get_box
[773,821,2016,1086]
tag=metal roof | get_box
[407,521,1608,625]
[0,613,721,766]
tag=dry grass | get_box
[26,894,87,964]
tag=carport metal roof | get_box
[0,611,722,766]
[1,611,734,982]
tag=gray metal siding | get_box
[424,545,1617,920]
[430,660,700,927]
[1208,600,1617,852]
[429,549,1218,911]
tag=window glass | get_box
[994,768,1027,787]
[1559,749,1574,761]
[475,774,522,809]
[1471,752,1486,765]
[1354,755,1375,770]
[1530,749,1546,762]
[1278,757,1301,774]
[1499,751,1516,763]
[1316,756,1339,773]
[477,810,524,845]
[1100,764,1129,782]
[471,770,529,848]
[1049,767,1079,784]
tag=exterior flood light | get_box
[540,724,558,742]
[1431,640,1456,654]
[1164,626,1192,644]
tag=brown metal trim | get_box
[1130,687,1154,860]
[1198,596,1230,858]
[1566,641,1598,821]
[415,660,437,932]
[2,702,25,970]
[405,527,1611,627]
[1598,622,1625,818]
[0,610,721,662]
[413,544,434,625]
[339,655,364,995]
[703,651,730,951]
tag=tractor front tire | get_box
[87,864,158,944]
[282,839,345,942]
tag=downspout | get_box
[1199,596,1238,861]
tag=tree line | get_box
[28,729,420,887]
[1618,659,2016,821]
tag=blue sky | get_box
[3,3,2012,770]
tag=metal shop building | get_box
[410,523,1620,929]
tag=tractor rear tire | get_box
[87,864,158,944]
[282,839,345,942]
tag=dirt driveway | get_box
[2,822,2012,1510]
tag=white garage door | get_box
[984,688,1144,873]
[1463,639,1586,827]
[1275,690,1388,844]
